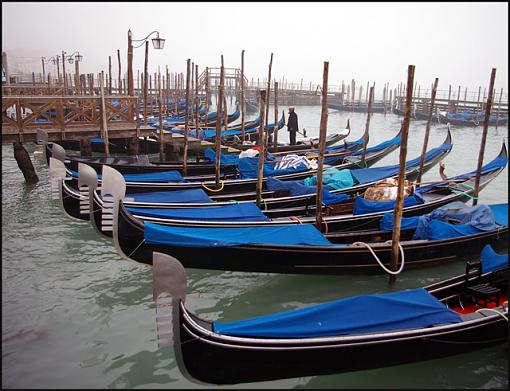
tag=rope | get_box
[288,216,303,224]
[475,308,508,321]
[321,217,329,234]
[352,240,405,275]
[202,180,224,192]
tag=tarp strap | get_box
[202,181,225,192]
[352,240,405,275]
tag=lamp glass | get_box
[152,37,165,50]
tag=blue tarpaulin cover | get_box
[353,195,420,215]
[379,214,420,232]
[128,202,269,221]
[127,189,213,203]
[203,148,240,165]
[412,201,503,240]
[480,245,508,273]
[144,222,335,248]
[212,287,462,338]
[71,169,185,183]
[265,177,349,205]
[488,203,508,227]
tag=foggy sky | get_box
[2,2,508,95]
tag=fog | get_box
[2,2,508,95]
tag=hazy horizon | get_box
[2,2,508,97]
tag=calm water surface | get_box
[2,105,508,389]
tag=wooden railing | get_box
[1,95,145,143]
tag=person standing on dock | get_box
[287,106,299,145]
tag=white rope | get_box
[352,240,405,275]
[475,308,508,321]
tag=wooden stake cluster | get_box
[315,61,329,229]
[389,64,415,284]
[472,68,497,206]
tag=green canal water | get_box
[2,106,508,388]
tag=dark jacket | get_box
[287,112,298,132]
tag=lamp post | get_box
[62,52,83,95]
[127,30,165,124]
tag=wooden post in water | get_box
[241,50,246,141]
[158,73,164,160]
[205,67,209,123]
[195,64,200,139]
[417,78,439,184]
[61,51,67,94]
[143,42,149,125]
[108,56,112,94]
[389,64,415,285]
[183,59,191,177]
[360,86,374,166]
[273,81,279,150]
[214,57,225,188]
[472,68,497,206]
[13,142,39,184]
[74,58,81,95]
[99,71,110,156]
[315,61,329,230]
[495,88,503,129]
[256,89,267,208]
[264,53,273,143]
[116,49,122,95]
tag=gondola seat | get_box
[464,260,501,307]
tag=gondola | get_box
[164,105,240,130]
[152,246,508,384]
[58,131,401,195]
[437,111,508,127]
[51,129,452,236]
[109,142,504,234]
[228,127,350,153]
[391,105,438,121]
[112,166,508,273]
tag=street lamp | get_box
[127,29,165,124]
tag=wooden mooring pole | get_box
[214,57,225,188]
[315,61,329,230]
[264,53,273,146]
[99,71,110,156]
[389,64,415,285]
[273,81,279,151]
[256,89,267,208]
[360,86,374,166]
[416,78,438,184]
[472,68,497,206]
[183,59,191,177]
[13,142,39,184]
[241,50,245,141]
[143,42,149,125]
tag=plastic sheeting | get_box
[238,156,310,179]
[303,168,357,189]
[212,288,462,338]
[265,177,349,205]
[144,222,335,248]
[128,202,269,222]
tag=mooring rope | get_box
[288,216,303,224]
[202,180,224,192]
[352,240,405,275]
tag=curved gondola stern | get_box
[152,252,206,385]
[78,163,101,235]
[102,165,129,259]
